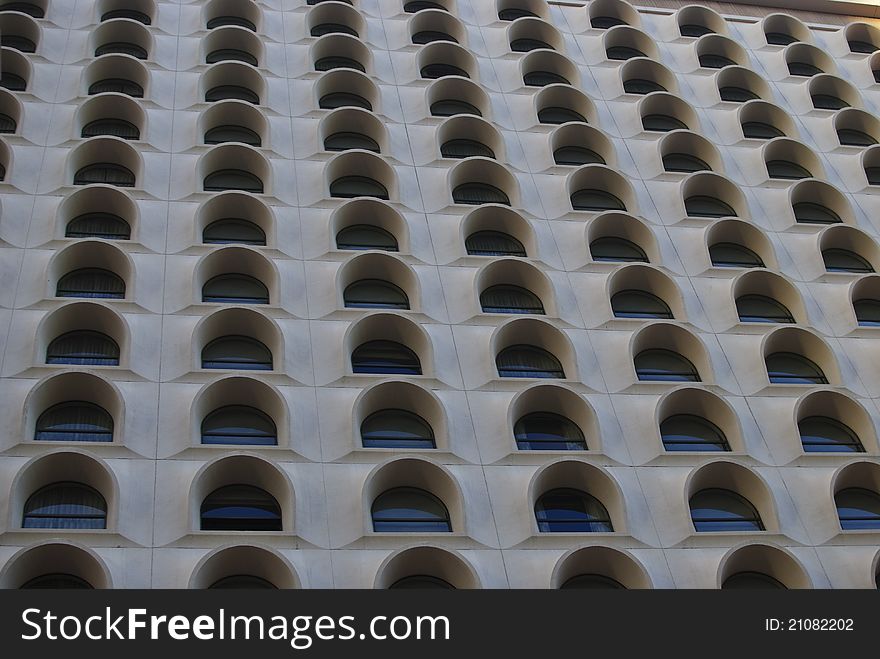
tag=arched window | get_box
[351,340,421,375]
[324,132,381,153]
[624,79,666,94]
[330,176,389,200]
[2,35,36,52]
[538,106,587,124]
[466,230,526,257]
[205,85,260,104]
[511,38,551,52]
[35,401,113,442]
[742,121,784,140]
[315,56,365,73]
[452,183,510,205]
[207,16,256,30]
[837,129,876,147]
[201,405,277,446]
[591,16,626,29]
[361,409,435,449]
[23,483,107,529]
[203,219,266,245]
[699,53,736,69]
[690,488,763,532]
[404,1,445,11]
[854,298,880,326]
[74,163,135,187]
[823,249,874,273]
[88,78,144,97]
[441,139,495,159]
[313,23,359,38]
[642,114,687,132]
[611,290,673,319]
[571,189,626,212]
[343,279,410,309]
[720,86,759,102]
[535,488,613,532]
[723,572,786,589]
[56,268,125,299]
[680,24,713,37]
[793,202,840,225]
[788,62,822,77]
[663,153,711,173]
[421,63,468,79]
[767,160,811,180]
[66,212,131,240]
[0,72,26,91]
[496,345,565,378]
[82,118,140,140]
[201,335,273,370]
[561,574,625,589]
[835,488,880,530]
[336,224,398,252]
[736,295,794,323]
[868,167,880,186]
[95,42,147,59]
[710,242,763,268]
[499,8,537,21]
[210,575,276,589]
[685,195,736,218]
[765,32,796,46]
[798,416,864,453]
[523,71,569,87]
[0,112,16,133]
[206,49,258,66]
[200,485,282,531]
[661,414,730,452]
[812,94,848,110]
[204,169,264,193]
[514,412,587,450]
[47,331,119,366]
[390,575,454,589]
[849,40,878,54]
[553,146,605,166]
[371,487,451,532]
[765,352,827,384]
[0,1,42,16]
[320,92,372,111]
[590,237,648,263]
[103,9,151,24]
[21,574,93,589]
[634,349,700,382]
[607,46,645,61]
[480,285,544,314]
[202,274,269,304]
[431,99,480,117]
[205,125,262,147]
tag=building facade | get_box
[0,0,879,589]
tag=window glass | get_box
[466,230,526,257]
[201,336,273,370]
[82,118,140,140]
[689,488,764,532]
[480,284,544,314]
[371,487,451,532]
[611,290,673,319]
[535,488,613,532]
[661,414,730,452]
[23,483,107,529]
[202,274,270,304]
[47,331,119,366]
[361,409,435,449]
[330,176,389,199]
[203,219,266,245]
[201,405,277,446]
[205,125,261,147]
[35,402,113,442]
[736,294,794,323]
[343,279,409,309]
[835,488,880,530]
[765,352,827,384]
[514,412,587,450]
[709,242,763,268]
[496,345,565,378]
[822,249,874,273]
[325,131,380,152]
[571,189,625,211]
[798,416,864,453]
[336,224,398,251]
[74,163,135,187]
[453,183,510,205]
[642,114,687,132]
[56,268,125,299]
[352,340,421,375]
[634,349,700,382]
[204,169,264,193]
[200,485,282,531]
[590,237,648,262]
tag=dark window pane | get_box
[690,488,763,532]
[35,401,113,442]
[535,488,613,532]
[742,121,784,139]
[344,279,409,309]
[496,344,564,378]
[404,1,445,11]
[765,32,797,46]
[82,118,139,140]
[591,16,626,29]
[330,175,388,199]
[421,63,468,79]
[207,16,255,30]
[538,106,587,124]
[0,112,16,133]
[723,572,786,589]
[849,40,878,54]
[720,86,759,102]
[102,9,151,24]
[499,9,538,21]
[511,38,551,52]
[642,114,687,131]
[788,61,822,77]
[207,49,258,66]
[868,167,880,185]
[2,34,35,52]
[202,335,273,370]
[611,290,673,319]
[466,230,526,257]
[0,1,42,17]
[709,242,763,268]
[453,183,510,205]
[361,409,435,449]
[325,131,380,152]
[590,237,648,262]
[663,153,711,173]
[835,488,880,529]
[736,294,794,323]
[554,145,605,166]
[89,78,143,97]
[23,482,107,530]
[799,416,864,453]
[205,85,259,104]
[74,163,135,187]
[203,219,266,245]
[812,94,848,110]
[515,412,586,450]
[561,574,625,589]
[312,23,359,38]
[661,414,730,452]
[765,352,827,384]
[21,574,93,589]
[441,139,495,159]
[607,46,645,60]
[204,169,264,193]
[413,30,456,44]
[431,99,480,117]
[201,405,277,446]
[523,70,569,86]
[699,53,736,68]
[837,129,877,147]
[793,202,840,225]
[316,56,365,73]
[372,487,451,532]
[0,72,26,91]
[205,124,261,146]
[336,224,398,251]
[66,213,131,240]
[685,195,736,218]
[854,298,880,326]
[47,331,119,366]
[320,92,371,111]
[201,484,281,531]
[571,189,626,211]
[624,79,666,94]
[95,42,147,59]
[767,160,811,180]
[352,340,421,375]
[634,349,700,382]
[480,284,544,314]
[680,24,713,37]
[390,575,454,589]
[823,248,874,273]
[57,268,125,299]
[202,273,269,304]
